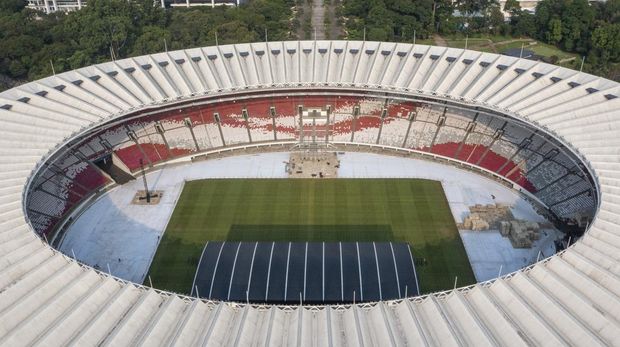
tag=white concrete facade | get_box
[0,41,619,345]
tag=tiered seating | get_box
[490,139,517,160]
[552,194,597,219]
[386,100,417,118]
[431,127,467,154]
[471,114,497,136]
[465,143,489,164]
[37,173,81,206]
[272,116,297,139]
[331,96,361,112]
[357,98,384,115]
[67,162,109,192]
[210,101,248,145]
[443,113,472,129]
[507,171,538,193]
[498,159,518,177]
[502,123,532,146]
[427,142,462,157]
[25,154,111,235]
[97,124,132,149]
[377,117,410,147]
[244,98,278,142]
[407,122,436,149]
[518,148,546,175]
[26,190,67,228]
[76,135,107,158]
[351,116,381,143]
[527,160,568,190]
[114,143,159,171]
[330,113,354,141]
[269,98,297,139]
[538,174,585,204]
[475,147,508,172]
[155,112,202,151]
[455,132,485,160]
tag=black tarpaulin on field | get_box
[192,241,419,304]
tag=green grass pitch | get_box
[147,178,476,295]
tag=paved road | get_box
[311,0,325,40]
[433,34,447,47]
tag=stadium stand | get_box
[0,41,618,345]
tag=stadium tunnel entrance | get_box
[93,153,135,185]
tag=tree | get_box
[133,0,168,28]
[342,0,449,40]
[513,11,535,37]
[213,21,259,45]
[62,0,137,58]
[0,0,25,13]
[131,26,171,56]
[548,18,562,44]
[168,10,213,49]
[534,0,595,52]
[455,0,497,17]
[598,0,620,23]
[503,0,521,18]
[489,5,504,33]
[592,22,620,62]
[366,2,394,39]
[368,27,389,41]
[8,59,26,77]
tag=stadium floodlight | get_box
[139,158,150,204]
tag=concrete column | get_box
[325,105,331,143]
[184,118,201,151]
[402,111,416,148]
[298,105,304,144]
[376,108,387,144]
[242,108,252,143]
[270,106,278,141]
[213,113,225,147]
[350,105,360,142]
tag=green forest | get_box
[0,0,294,87]
[0,0,618,90]
[341,0,620,78]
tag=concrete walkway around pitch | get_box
[59,152,554,287]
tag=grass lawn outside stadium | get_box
[147,178,476,295]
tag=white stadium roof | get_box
[0,41,619,346]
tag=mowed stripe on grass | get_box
[147,178,475,294]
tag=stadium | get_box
[0,40,618,345]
